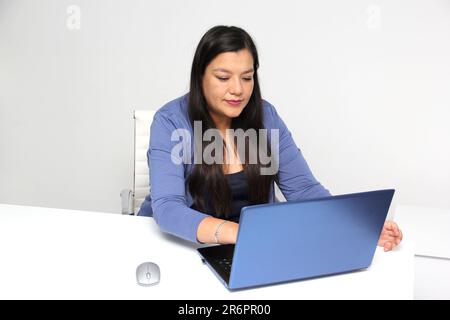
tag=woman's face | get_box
[202,49,255,127]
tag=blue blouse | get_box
[138,93,331,243]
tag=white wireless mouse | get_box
[136,262,160,287]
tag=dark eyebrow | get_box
[212,68,254,75]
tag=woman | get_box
[138,25,403,251]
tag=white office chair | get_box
[120,110,155,215]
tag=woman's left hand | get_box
[378,220,403,252]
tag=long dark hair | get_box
[187,25,275,219]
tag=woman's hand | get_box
[222,221,239,244]
[378,220,403,252]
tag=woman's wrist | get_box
[196,217,239,244]
[218,221,239,244]
[214,220,229,243]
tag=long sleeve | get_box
[149,112,209,243]
[265,102,331,201]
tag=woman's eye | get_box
[217,77,253,82]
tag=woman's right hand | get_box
[221,221,239,244]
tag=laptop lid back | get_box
[228,189,395,290]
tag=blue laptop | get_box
[197,189,395,290]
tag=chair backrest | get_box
[133,110,155,214]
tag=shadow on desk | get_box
[135,214,208,250]
[158,229,208,250]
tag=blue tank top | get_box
[190,170,250,223]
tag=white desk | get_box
[394,205,450,299]
[0,204,414,300]
[395,205,450,259]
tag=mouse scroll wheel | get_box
[146,272,151,279]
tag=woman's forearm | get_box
[196,216,239,244]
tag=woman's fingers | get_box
[384,241,393,252]
[384,221,404,239]
[383,234,399,245]
[382,230,396,237]
[380,234,402,249]
[379,233,401,247]
[379,233,395,243]
[379,221,403,251]
[384,220,399,235]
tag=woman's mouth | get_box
[225,100,242,106]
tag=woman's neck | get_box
[207,110,243,173]
[209,111,231,134]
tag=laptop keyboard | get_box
[198,244,235,284]
[213,257,232,274]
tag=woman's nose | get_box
[229,77,243,96]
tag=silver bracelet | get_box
[214,221,228,244]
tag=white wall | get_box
[1,0,449,214]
